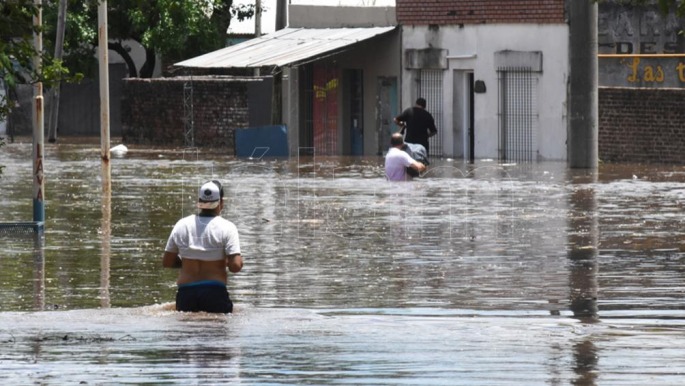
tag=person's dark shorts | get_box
[175,280,233,313]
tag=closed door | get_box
[348,69,364,156]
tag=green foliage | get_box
[43,0,100,78]
[654,0,685,16]
[1,0,34,121]
[43,0,257,78]
[0,0,80,122]
[128,0,258,72]
[2,0,251,124]
[600,0,685,17]
[129,0,227,59]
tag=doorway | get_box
[453,70,475,161]
[347,69,364,156]
[376,76,398,155]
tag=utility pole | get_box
[254,0,262,77]
[276,0,287,30]
[567,0,598,168]
[98,1,112,293]
[32,0,45,224]
[98,1,111,189]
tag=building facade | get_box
[596,0,685,164]
[396,0,570,162]
[598,1,685,88]
[176,5,401,157]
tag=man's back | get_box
[385,147,416,181]
[399,107,437,150]
[166,214,241,285]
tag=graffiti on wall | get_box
[314,79,339,100]
[313,64,338,155]
[623,58,685,83]
[598,1,685,87]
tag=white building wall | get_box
[289,5,396,28]
[401,24,569,160]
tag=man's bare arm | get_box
[227,253,243,273]
[162,251,182,268]
[410,161,426,173]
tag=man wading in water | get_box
[393,97,438,156]
[162,180,243,313]
[385,133,427,181]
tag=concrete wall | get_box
[401,23,569,160]
[6,64,125,138]
[599,87,685,164]
[289,5,396,28]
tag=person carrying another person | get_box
[385,133,427,181]
[162,180,243,313]
[394,97,438,155]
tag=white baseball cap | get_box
[197,180,223,209]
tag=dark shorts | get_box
[175,280,233,313]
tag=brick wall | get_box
[599,87,685,164]
[121,76,249,150]
[395,0,566,25]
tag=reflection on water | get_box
[2,139,685,384]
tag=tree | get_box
[1,0,40,121]
[1,1,75,124]
[0,0,256,173]
[45,0,258,79]
[598,0,685,17]
[652,0,685,17]
[1,1,79,177]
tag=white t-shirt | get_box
[165,214,241,261]
[385,147,416,181]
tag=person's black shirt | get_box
[396,107,437,153]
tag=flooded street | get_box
[1,138,685,384]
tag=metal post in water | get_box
[254,0,262,77]
[98,0,111,191]
[33,96,45,223]
[568,171,599,321]
[98,2,112,297]
[33,229,46,310]
[33,0,45,223]
[100,162,111,308]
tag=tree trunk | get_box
[139,47,156,78]
[48,0,67,143]
[108,41,138,78]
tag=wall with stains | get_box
[598,1,685,88]
[599,87,685,164]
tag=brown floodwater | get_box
[1,138,685,385]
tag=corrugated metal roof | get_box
[174,26,396,69]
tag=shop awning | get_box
[174,26,396,69]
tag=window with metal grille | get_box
[497,67,539,163]
[416,69,444,157]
